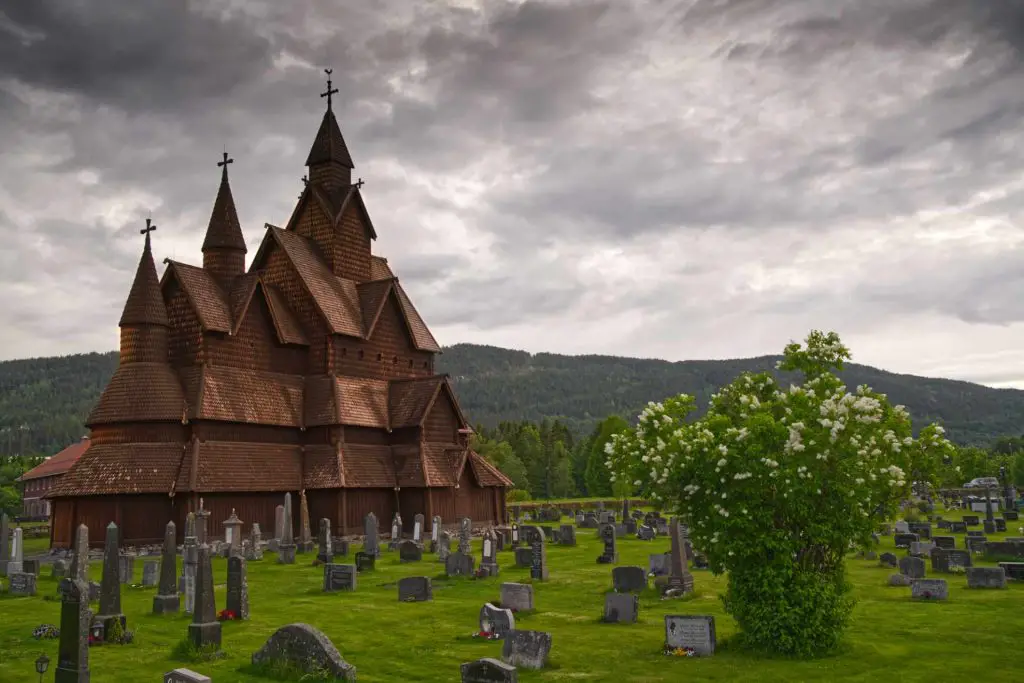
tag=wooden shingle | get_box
[87,363,186,426]
[52,442,187,496]
[162,261,232,332]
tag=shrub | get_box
[506,488,532,502]
[606,330,954,656]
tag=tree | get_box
[585,416,628,497]
[607,330,954,656]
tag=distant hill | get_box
[1,344,1022,455]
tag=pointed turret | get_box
[202,152,247,284]
[306,69,354,191]
[119,219,169,363]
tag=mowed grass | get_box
[1,510,1022,682]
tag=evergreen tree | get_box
[585,415,629,496]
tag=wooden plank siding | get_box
[332,294,435,380]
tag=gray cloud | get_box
[3,0,1024,388]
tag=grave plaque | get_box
[966,566,1006,589]
[8,571,36,596]
[665,615,716,656]
[323,563,357,592]
[910,578,948,600]
[460,658,517,683]
[398,576,433,602]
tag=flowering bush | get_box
[217,609,238,622]
[606,331,954,656]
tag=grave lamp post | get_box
[34,653,49,682]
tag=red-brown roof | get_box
[189,366,304,427]
[18,438,90,482]
[202,171,247,252]
[394,282,441,352]
[120,232,169,327]
[389,376,445,428]
[182,441,302,493]
[342,444,396,488]
[468,450,514,487]
[162,261,232,332]
[370,256,393,280]
[303,444,345,489]
[50,442,187,496]
[87,363,187,426]
[305,109,354,169]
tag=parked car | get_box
[963,477,1000,489]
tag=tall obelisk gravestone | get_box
[153,521,180,614]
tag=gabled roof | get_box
[467,451,515,487]
[357,278,394,336]
[187,365,305,427]
[50,442,188,497]
[388,375,468,429]
[305,109,355,169]
[304,375,390,428]
[253,225,363,337]
[370,256,394,280]
[393,281,441,352]
[120,231,169,327]
[288,182,377,241]
[201,169,247,252]
[161,260,232,332]
[261,283,309,345]
[18,438,90,482]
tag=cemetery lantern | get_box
[34,654,49,682]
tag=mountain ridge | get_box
[1,344,1022,455]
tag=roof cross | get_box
[140,217,156,249]
[354,177,364,189]
[320,68,339,112]
[217,150,234,180]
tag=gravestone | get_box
[446,551,475,577]
[6,526,24,574]
[298,492,314,553]
[399,540,423,563]
[500,583,534,612]
[529,527,548,581]
[999,562,1024,580]
[364,512,380,557]
[558,524,576,546]
[965,536,988,553]
[510,523,520,548]
[636,524,656,541]
[226,556,249,620]
[1005,510,1020,521]
[879,552,898,568]
[430,515,442,552]
[995,518,1007,532]
[480,528,500,576]
[514,547,532,568]
[317,518,334,564]
[579,513,599,529]
[910,541,935,557]
[898,556,926,579]
[931,549,972,573]
[894,533,918,548]
[459,517,473,555]
[164,669,211,683]
[96,522,126,638]
[604,593,639,623]
[962,515,980,526]
[967,567,1006,588]
[118,554,135,583]
[932,536,955,550]
[460,658,517,683]
[389,512,403,551]
[894,520,910,534]
[539,525,556,542]
[649,552,671,576]
[274,504,285,540]
[502,630,552,670]
[984,520,997,534]
[23,557,39,576]
[278,493,297,564]
[479,602,516,638]
[323,563,357,592]
[54,578,90,683]
[251,623,356,681]
[597,523,618,564]
[182,535,198,614]
[52,559,68,580]
[936,519,951,530]
[247,523,264,561]
[332,537,349,557]
[984,542,1024,560]
[0,512,8,577]
[949,521,967,533]
[665,615,716,656]
[223,509,243,557]
[7,571,36,596]
[354,552,375,572]
[663,518,695,594]
[142,560,159,587]
[908,522,931,539]
[189,545,221,649]
[398,576,433,602]
[911,578,948,600]
[437,530,452,563]
[612,565,647,593]
[413,513,424,544]
[154,521,180,614]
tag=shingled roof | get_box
[202,166,247,252]
[120,230,168,327]
[305,109,354,169]
[18,437,90,482]
[87,363,187,426]
[51,442,187,496]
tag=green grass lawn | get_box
[1,510,1022,682]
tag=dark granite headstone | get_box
[501,629,552,670]
[878,552,898,568]
[399,540,423,563]
[164,669,211,683]
[460,658,518,683]
[226,556,249,620]
[323,563,357,592]
[898,555,926,579]
[997,562,1024,580]
[894,533,919,548]
[597,523,618,564]
[558,524,576,546]
[603,593,639,623]
[612,565,647,593]
[398,576,433,602]
[189,545,221,650]
[514,547,532,568]
[949,521,967,533]
[967,567,1006,588]
[54,578,90,683]
[153,521,180,614]
[529,528,548,581]
[96,522,125,638]
[931,549,972,573]
[932,536,955,550]
[446,551,475,577]
[911,578,948,600]
[363,512,380,558]
[355,552,375,572]
[499,582,534,612]
[317,518,333,564]
[7,571,36,596]
[962,515,979,526]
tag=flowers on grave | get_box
[472,631,501,640]
[32,624,60,640]
[607,330,955,657]
[217,609,238,621]
[663,645,695,657]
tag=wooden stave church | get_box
[48,78,512,547]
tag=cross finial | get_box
[355,177,364,189]
[217,150,234,180]
[140,217,156,250]
[320,68,339,112]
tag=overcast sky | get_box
[3,0,1024,387]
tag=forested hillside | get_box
[1,343,1023,456]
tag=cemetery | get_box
[0,501,1022,681]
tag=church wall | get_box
[397,488,427,532]
[333,199,371,282]
[424,392,460,443]
[260,245,330,374]
[389,427,419,446]
[345,489,396,535]
[205,291,306,375]
[343,426,388,445]
[331,294,434,380]
[166,285,204,368]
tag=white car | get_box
[963,477,1000,489]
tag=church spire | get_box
[305,68,354,191]
[202,150,247,283]
[119,218,169,328]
